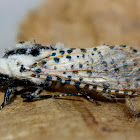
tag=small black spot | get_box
[114,68,120,72]
[84,85,89,89]
[57,77,62,82]
[79,77,83,82]
[71,65,74,69]
[98,51,101,54]
[77,55,80,58]
[20,65,26,72]
[82,54,85,58]
[115,90,119,93]
[65,80,71,84]
[67,76,72,79]
[37,75,40,78]
[36,68,41,73]
[17,62,20,66]
[103,69,108,72]
[73,71,78,74]
[81,49,87,53]
[66,55,71,60]
[33,62,37,67]
[32,74,36,77]
[53,57,60,63]
[93,47,97,51]
[87,71,92,75]
[46,76,52,80]
[91,53,94,55]
[79,64,83,68]
[19,41,25,44]
[63,72,66,74]
[102,88,107,92]
[42,61,47,65]
[120,45,126,48]
[74,82,80,86]
[124,91,128,94]
[60,50,65,55]
[133,49,138,53]
[52,53,56,56]
[67,49,73,54]
[92,86,97,89]
[109,46,115,49]
[108,90,111,93]
[30,48,40,56]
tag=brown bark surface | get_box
[1,0,140,140]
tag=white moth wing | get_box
[29,44,140,92]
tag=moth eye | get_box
[30,49,40,56]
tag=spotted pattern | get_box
[53,58,60,63]
[66,55,71,60]
[42,61,47,65]
[28,43,140,97]
[67,49,73,54]
[60,50,65,55]
[35,68,41,73]
[52,53,56,56]
[4,43,50,58]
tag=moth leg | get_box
[74,86,100,105]
[21,91,100,106]
[21,81,53,99]
[0,86,13,109]
[80,92,101,106]
[21,93,81,99]
[21,87,44,99]
[99,92,125,102]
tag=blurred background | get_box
[0,0,42,56]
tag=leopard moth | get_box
[0,41,139,109]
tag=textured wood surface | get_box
[1,0,140,140]
[1,91,140,140]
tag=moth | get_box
[0,42,139,111]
